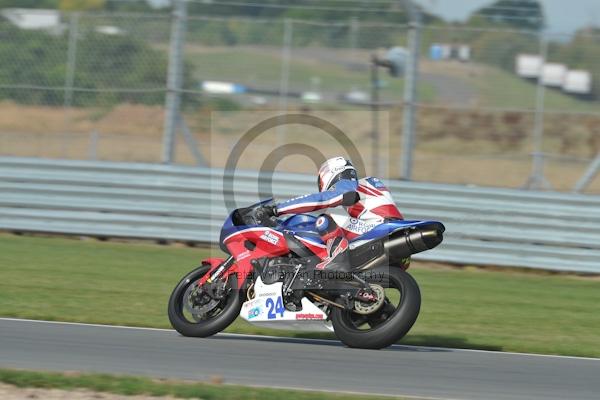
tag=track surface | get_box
[1,319,599,400]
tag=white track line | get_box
[222,381,463,400]
[1,317,599,362]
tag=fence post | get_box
[349,17,359,60]
[64,12,78,110]
[370,57,380,177]
[277,18,293,146]
[88,130,99,160]
[573,154,600,193]
[162,0,187,164]
[524,33,550,189]
[400,9,421,180]
[63,12,79,157]
[178,114,207,166]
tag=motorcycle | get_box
[168,199,444,349]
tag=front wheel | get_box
[168,264,242,337]
[330,267,421,349]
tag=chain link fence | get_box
[0,7,599,192]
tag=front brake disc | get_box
[183,284,220,319]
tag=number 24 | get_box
[266,296,285,319]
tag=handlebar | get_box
[239,202,278,227]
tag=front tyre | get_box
[168,265,242,337]
[330,267,421,349]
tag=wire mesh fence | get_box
[0,8,598,192]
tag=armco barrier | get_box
[1,157,599,273]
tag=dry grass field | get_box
[0,100,598,193]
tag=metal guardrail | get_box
[1,156,599,273]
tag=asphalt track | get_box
[1,319,599,400]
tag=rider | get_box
[261,156,404,273]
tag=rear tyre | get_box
[330,267,420,349]
[168,265,242,337]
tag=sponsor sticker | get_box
[236,249,251,260]
[260,231,280,245]
[247,306,261,319]
[369,177,387,189]
[345,218,376,234]
[257,291,278,297]
[295,313,324,320]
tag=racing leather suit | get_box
[275,177,403,272]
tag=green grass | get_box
[188,49,437,102]
[0,368,398,399]
[476,66,599,113]
[188,47,598,113]
[1,233,599,357]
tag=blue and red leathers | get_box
[275,177,404,271]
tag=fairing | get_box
[202,200,442,288]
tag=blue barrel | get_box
[430,44,443,61]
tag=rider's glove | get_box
[254,204,277,226]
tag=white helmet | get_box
[317,157,357,192]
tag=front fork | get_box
[202,256,235,284]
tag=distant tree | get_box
[469,0,545,31]
[186,0,439,24]
[104,0,155,12]
[0,19,184,106]
[59,0,105,11]
[0,0,154,12]
[0,0,58,8]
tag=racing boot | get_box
[315,214,352,275]
[316,236,351,273]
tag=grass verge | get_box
[188,48,437,102]
[0,368,398,399]
[1,233,599,357]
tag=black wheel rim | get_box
[174,268,236,325]
[339,271,404,332]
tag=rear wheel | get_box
[330,267,420,349]
[167,264,242,337]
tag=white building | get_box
[1,8,64,34]
[515,54,543,79]
[563,70,592,95]
[540,63,568,87]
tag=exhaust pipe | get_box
[356,222,445,271]
[385,222,445,259]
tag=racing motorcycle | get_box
[168,200,444,349]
